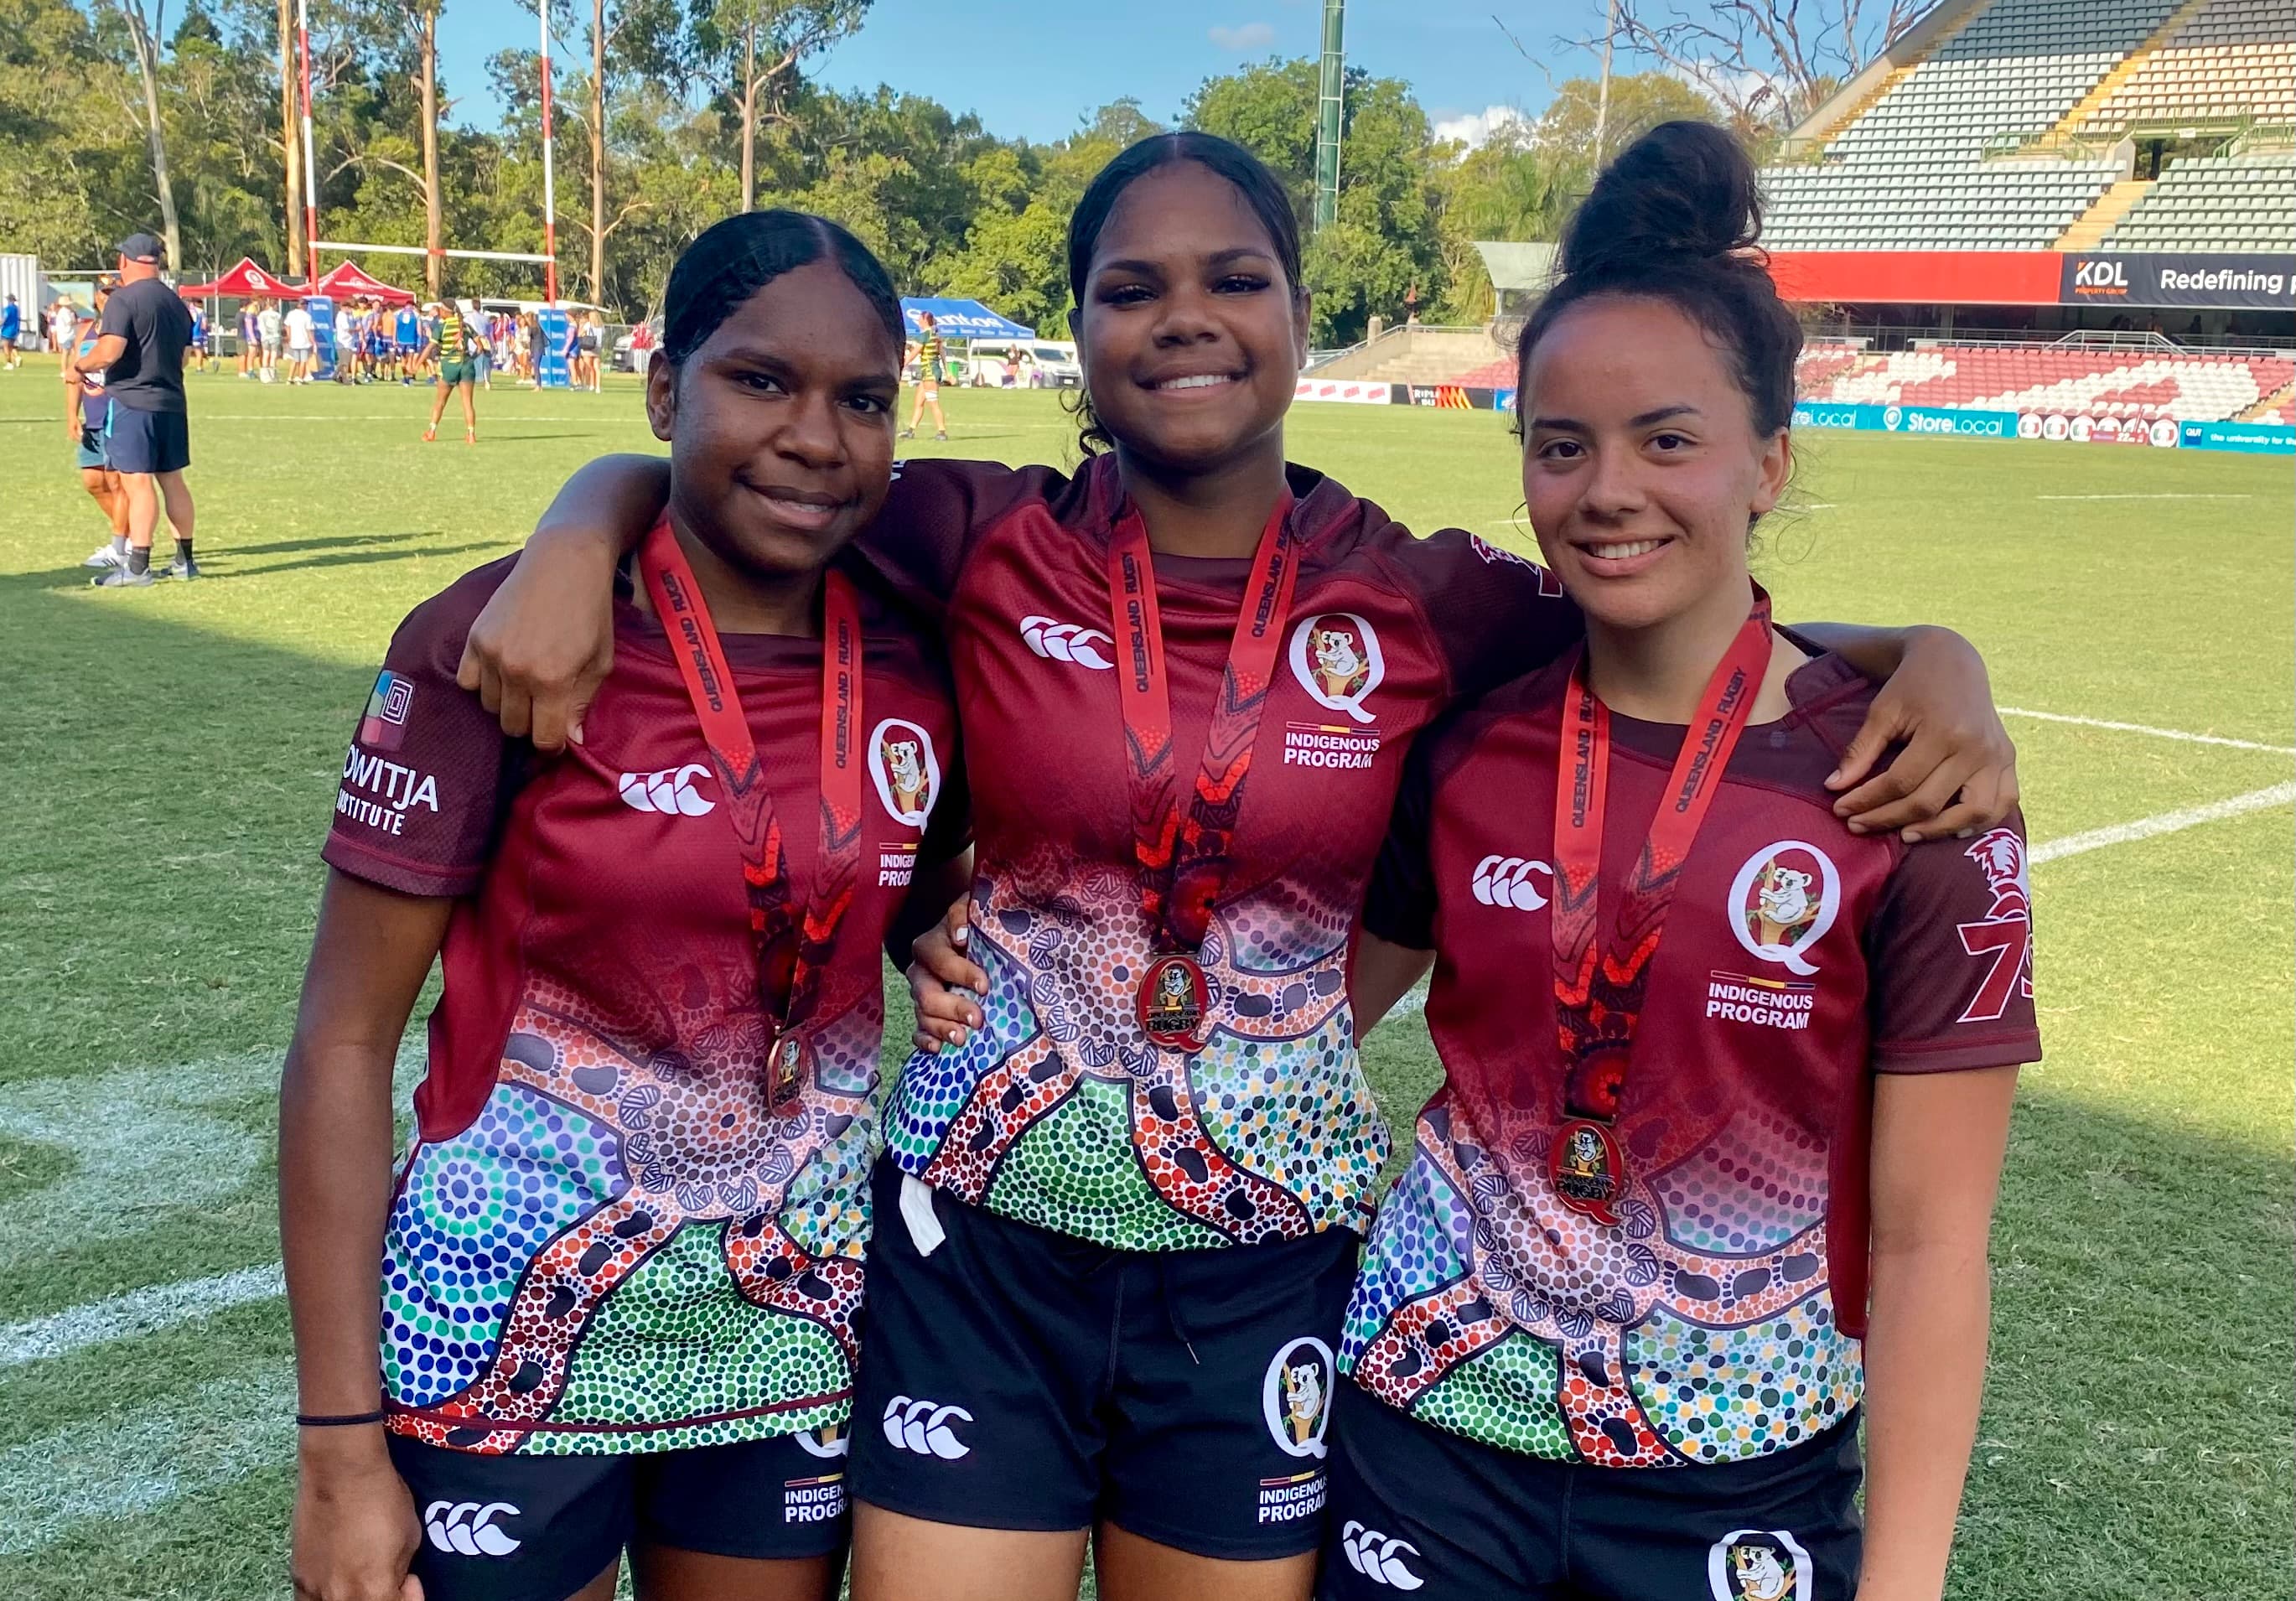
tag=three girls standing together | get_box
[284,120,2035,1601]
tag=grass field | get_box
[0,374,2288,1600]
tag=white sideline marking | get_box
[0,1264,284,1370]
[2034,492,2253,500]
[2030,783,2296,865]
[0,1364,296,1555]
[1385,781,2296,1019]
[2002,707,2296,754]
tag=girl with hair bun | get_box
[454,129,2017,1601]
[1325,122,2035,1601]
[281,210,969,1601]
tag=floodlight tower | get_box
[1314,0,1345,231]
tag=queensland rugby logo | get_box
[1262,1336,1335,1459]
[1708,1529,1812,1601]
[1728,841,1840,977]
[868,718,940,827]
[1288,613,1383,724]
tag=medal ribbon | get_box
[1107,493,1301,954]
[639,517,865,1048]
[1549,588,1775,1127]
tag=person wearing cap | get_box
[70,231,197,587]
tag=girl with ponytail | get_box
[1329,122,2033,1600]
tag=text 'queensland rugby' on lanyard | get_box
[1547,586,1773,1225]
[640,517,865,1107]
[1108,494,1301,1050]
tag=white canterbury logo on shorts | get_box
[1019,615,1113,671]
[424,1500,522,1557]
[618,763,714,816]
[1340,1521,1424,1589]
[881,1395,972,1459]
[1470,853,1552,911]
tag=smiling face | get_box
[646,259,901,586]
[1070,160,1309,477]
[1519,296,1791,635]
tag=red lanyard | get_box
[1546,588,1773,1223]
[1107,494,1300,1047]
[638,517,865,1104]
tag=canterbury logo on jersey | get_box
[424,1500,521,1557]
[1019,614,1112,670]
[1470,853,1552,910]
[1339,1522,1424,1589]
[618,763,714,816]
[881,1395,972,1459]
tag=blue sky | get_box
[438,0,1610,145]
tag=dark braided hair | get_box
[1064,132,1306,456]
[1515,122,1801,439]
[661,210,904,369]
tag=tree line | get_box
[1,0,1786,342]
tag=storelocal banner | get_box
[1792,398,2294,453]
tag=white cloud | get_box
[1209,21,1278,52]
[1434,105,1531,148]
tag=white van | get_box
[967,339,1083,389]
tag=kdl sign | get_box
[2058,252,2294,310]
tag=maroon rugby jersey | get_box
[323,556,963,1454]
[867,453,1581,1251]
[1341,647,2039,1466]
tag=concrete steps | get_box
[2056,178,2155,246]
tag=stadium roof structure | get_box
[901,297,1033,339]
[179,257,303,298]
[1472,242,1558,296]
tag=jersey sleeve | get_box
[1369,523,1585,701]
[321,562,524,899]
[858,459,1063,619]
[1864,818,2042,1073]
[1361,712,1452,951]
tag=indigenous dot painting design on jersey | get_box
[382,964,873,1455]
[1341,1096,1861,1466]
[885,855,1384,1254]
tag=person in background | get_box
[239,298,260,378]
[284,298,317,385]
[68,281,130,570]
[574,308,602,391]
[74,232,197,587]
[334,300,357,383]
[421,298,488,445]
[899,308,947,441]
[51,297,78,365]
[388,300,416,382]
[187,300,210,373]
[3,293,22,369]
[257,297,285,382]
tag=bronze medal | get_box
[1548,1117,1626,1226]
[1137,953,1210,1049]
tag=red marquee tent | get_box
[312,260,417,305]
[177,257,303,298]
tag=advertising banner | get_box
[2179,420,2296,454]
[304,296,336,381]
[1294,379,1398,404]
[2058,253,2295,311]
[536,308,572,389]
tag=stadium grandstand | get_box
[1303,0,2294,451]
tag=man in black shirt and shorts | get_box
[71,232,198,587]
